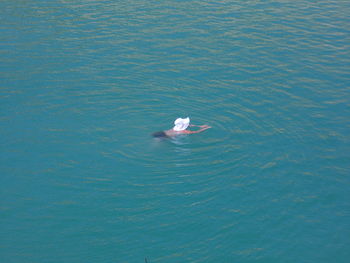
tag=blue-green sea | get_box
[1,1,349,262]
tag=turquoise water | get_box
[1,0,349,262]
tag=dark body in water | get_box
[152,124,211,138]
[152,131,169,138]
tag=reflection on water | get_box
[170,135,192,157]
[151,133,192,159]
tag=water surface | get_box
[1,0,349,262]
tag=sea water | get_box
[0,1,349,262]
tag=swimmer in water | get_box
[152,117,211,138]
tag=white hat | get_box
[173,117,190,131]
